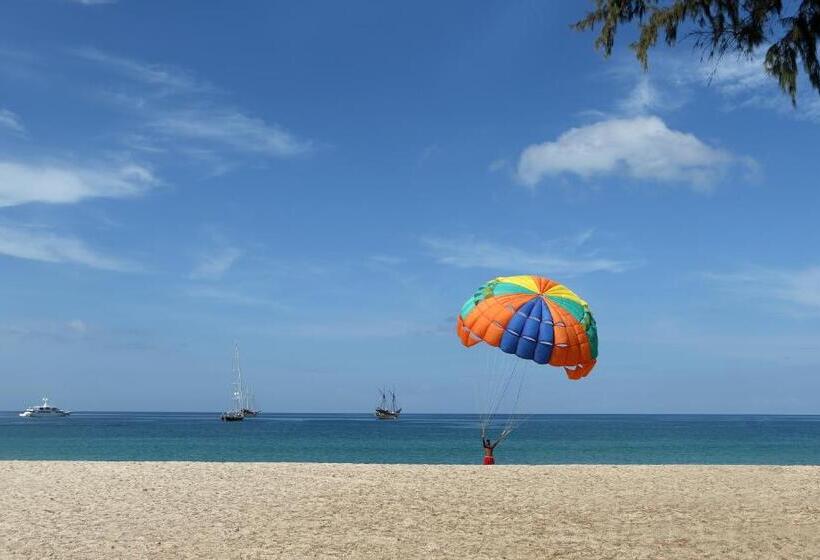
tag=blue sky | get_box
[1,1,818,413]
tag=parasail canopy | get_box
[457,274,598,379]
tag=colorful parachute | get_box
[457,275,598,379]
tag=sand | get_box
[1,462,818,559]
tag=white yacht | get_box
[19,397,70,417]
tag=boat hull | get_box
[374,409,400,420]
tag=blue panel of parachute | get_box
[499,297,554,364]
[534,298,554,364]
[500,298,531,355]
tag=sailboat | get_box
[220,344,255,421]
[374,388,401,420]
[234,345,260,417]
[242,391,259,417]
[220,382,244,422]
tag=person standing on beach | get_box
[482,437,497,465]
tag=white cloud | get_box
[0,109,25,134]
[706,266,820,311]
[69,0,117,4]
[190,246,243,280]
[422,235,634,276]
[0,160,156,208]
[0,225,138,271]
[155,110,311,158]
[516,115,737,190]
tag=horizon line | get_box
[3,410,819,416]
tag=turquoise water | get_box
[1,412,818,464]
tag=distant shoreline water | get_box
[1,412,818,464]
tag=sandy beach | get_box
[1,462,818,559]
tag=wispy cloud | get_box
[154,109,311,158]
[368,254,405,266]
[262,317,445,339]
[72,47,203,95]
[0,109,25,134]
[190,246,243,280]
[185,285,286,309]
[67,319,88,334]
[516,115,742,190]
[704,54,820,123]
[0,159,156,208]
[617,76,663,115]
[705,266,820,312]
[0,47,47,85]
[624,51,820,124]
[422,233,635,276]
[615,75,689,116]
[0,319,168,352]
[700,54,770,95]
[0,319,91,343]
[68,0,117,5]
[0,224,139,271]
[488,158,509,173]
[418,143,441,165]
[73,48,312,161]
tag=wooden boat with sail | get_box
[374,388,401,420]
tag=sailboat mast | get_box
[234,343,244,410]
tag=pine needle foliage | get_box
[574,0,820,104]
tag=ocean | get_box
[1,412,818,464]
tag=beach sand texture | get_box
[1,462,818,559]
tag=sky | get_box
[1,1,819,413]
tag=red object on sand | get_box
[483,456,495,465]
